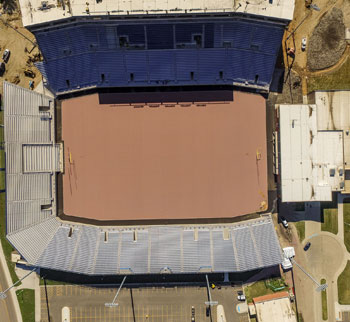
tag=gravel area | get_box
[307,8,346,71]
[276,70,303,104]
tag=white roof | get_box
[20,0,295,27]
[279,104,344,202]
[316,91,350,168]
[283,247,295,259]
[255,297,297,322]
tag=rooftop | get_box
[253,291,289,303]
[315,91,350,168]
[253,292,297,322]
[20,0,295,27]
[279,104,344,202]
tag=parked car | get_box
[191,306,195,321]
[280,216,288,228]
[0,62,5,76]
[2,49,10,63]
[301,37,307,51]
[237,290,246,301]
[304,242,311,251]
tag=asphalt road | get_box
[0,258,18,322]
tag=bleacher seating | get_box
[34,18,284,94]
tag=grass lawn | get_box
[308,56,350,93]
[321,279,328,320]
[298,313,304,322]
[39,278,69,286]
[338,261,350,304]
[244,280,274,303]
[294,221,305,242]
[344,204,350,252]
[16,289,35,322]
[0,117,19,284]
[321,209,338,235]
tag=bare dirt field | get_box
[61,91,267,222]
[307,7,346,71]
[0,9,41,96]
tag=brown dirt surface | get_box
[276,70,303,104]
[307,7,346,71]
[0,10,41,96]
[61,91,268,222]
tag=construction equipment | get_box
[24,69,36,78]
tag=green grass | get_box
[338,261,350,304]
[0,114,19,285]
[308,56,350,93]
[298,313,304,322]
[39,278,69,286]
[321,209,338,235]
[344,204,350,252]
[0,171,5,189]
[244,280,274,303]
[321,279,328,320]
[16,289,35,322]
[294,221,305,242]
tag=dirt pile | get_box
[307,7,347,71]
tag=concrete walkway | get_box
[15,267,41,322]
[0,240,22,322]
[302,194,350,322]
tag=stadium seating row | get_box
[34,19,284,93]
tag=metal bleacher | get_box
[4,82,283,275]
[34,19,285,94]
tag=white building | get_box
[278,96,346,202]
[252,291,297,322]
[19,0,295,27]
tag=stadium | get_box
[4,0,294,277]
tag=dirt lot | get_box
[285,0,350,73]
[61,91,268,221]
[0,8,41,96]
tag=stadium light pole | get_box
[0,268,37,299]
[291,258,327,292]
[204,274,218,307]
[105,276,127,307]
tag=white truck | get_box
[281,247,295,270]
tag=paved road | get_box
[0,257,19,322]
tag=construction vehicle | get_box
[24,69,36,78]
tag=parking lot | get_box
[41,284,249,322]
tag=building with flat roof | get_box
[315,91,350,188]
[278,103,345,202]
[20,0,295,27]
[252,291,297,322]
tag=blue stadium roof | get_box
[35,18,285,94]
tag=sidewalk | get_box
[0,239,22,322]
[15,266,41,322]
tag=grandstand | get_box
[20,0,294,95]
[34,18,285,94]
[4,82,282,275]
[2,0,295,277]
